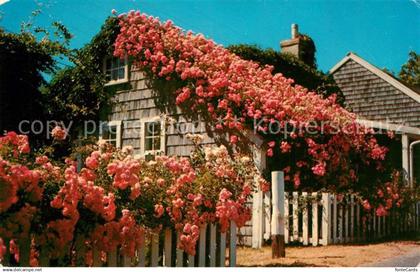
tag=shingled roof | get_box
[330,52,420,128]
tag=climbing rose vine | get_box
[113,10,390,192]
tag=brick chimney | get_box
[280,24,316,67]
[280,24,301,57]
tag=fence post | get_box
[151,233,159,267]
[312,192,319,246]
[264,191,272,240]
[137,234,146,267]
[344,197,349,243]
[164,228,172,267]
[176,233,184,267]
[252,188,264,248]
[229,221,237,267]
[321,193,331,245]
[252,147,266,249]
[292,192,299,241]
[219,232,226,267]
[302,192,309,246]
[209,224,217,267]
[271,171,285,258]
[284,192,289,244]
[332,194,337,244]
[198,224,207,267]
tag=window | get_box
[104,56,128,85]
[99,121,122,148]
[140,117,165,157]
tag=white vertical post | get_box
[344,198,349,243]
[151,233,159,267]
[219,232,226,267]
[332,195,337,244]
[292,192,299,241]
[284,192,289,244]
[321,193,331,245]
[312,192,319,246]
[302,192,309,245]
[164,228,172,267]
[199,224,207,267]
[137,234,146,267]
[271,171,285,257]
[356,203,360,242]
[176,233,184,267]
[229,221,237,267]
[252,189,264,248]
[209,224,217,267]
[264,191,272,240]
[252,147,266,249]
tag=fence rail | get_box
[0,221,237,267]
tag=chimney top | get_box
[291,24,299,39]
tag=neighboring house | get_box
[330,52,420,184]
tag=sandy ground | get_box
[237,241,420,267]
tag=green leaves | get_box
[399,51,420,88]
[227,44,345,105]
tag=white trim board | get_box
[356,118,420,136]
[330,52,420,104]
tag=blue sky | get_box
[1,0,419,73]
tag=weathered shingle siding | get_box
[108,66,215,156]
[332,59,420,127]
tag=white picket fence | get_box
[243,171,420,248]
[0,221,237,267]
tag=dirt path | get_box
[237,241,420,267]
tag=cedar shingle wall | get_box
[332,59,420,127]
[108,66,215,156]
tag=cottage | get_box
[330,53,420,185]
[99,23,419,249]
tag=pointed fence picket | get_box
[1,221,237,267]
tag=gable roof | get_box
[330,52,420,104]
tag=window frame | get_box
[99,120,122,148]
[140,116,166,157]
[103,56,129,86]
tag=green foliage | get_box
[41,17,122,129]
[297,34,317,68]
[227,44,345,105]
[399,51,420,88]
[0,21,71,140]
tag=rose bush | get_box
[0,132,257,265]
